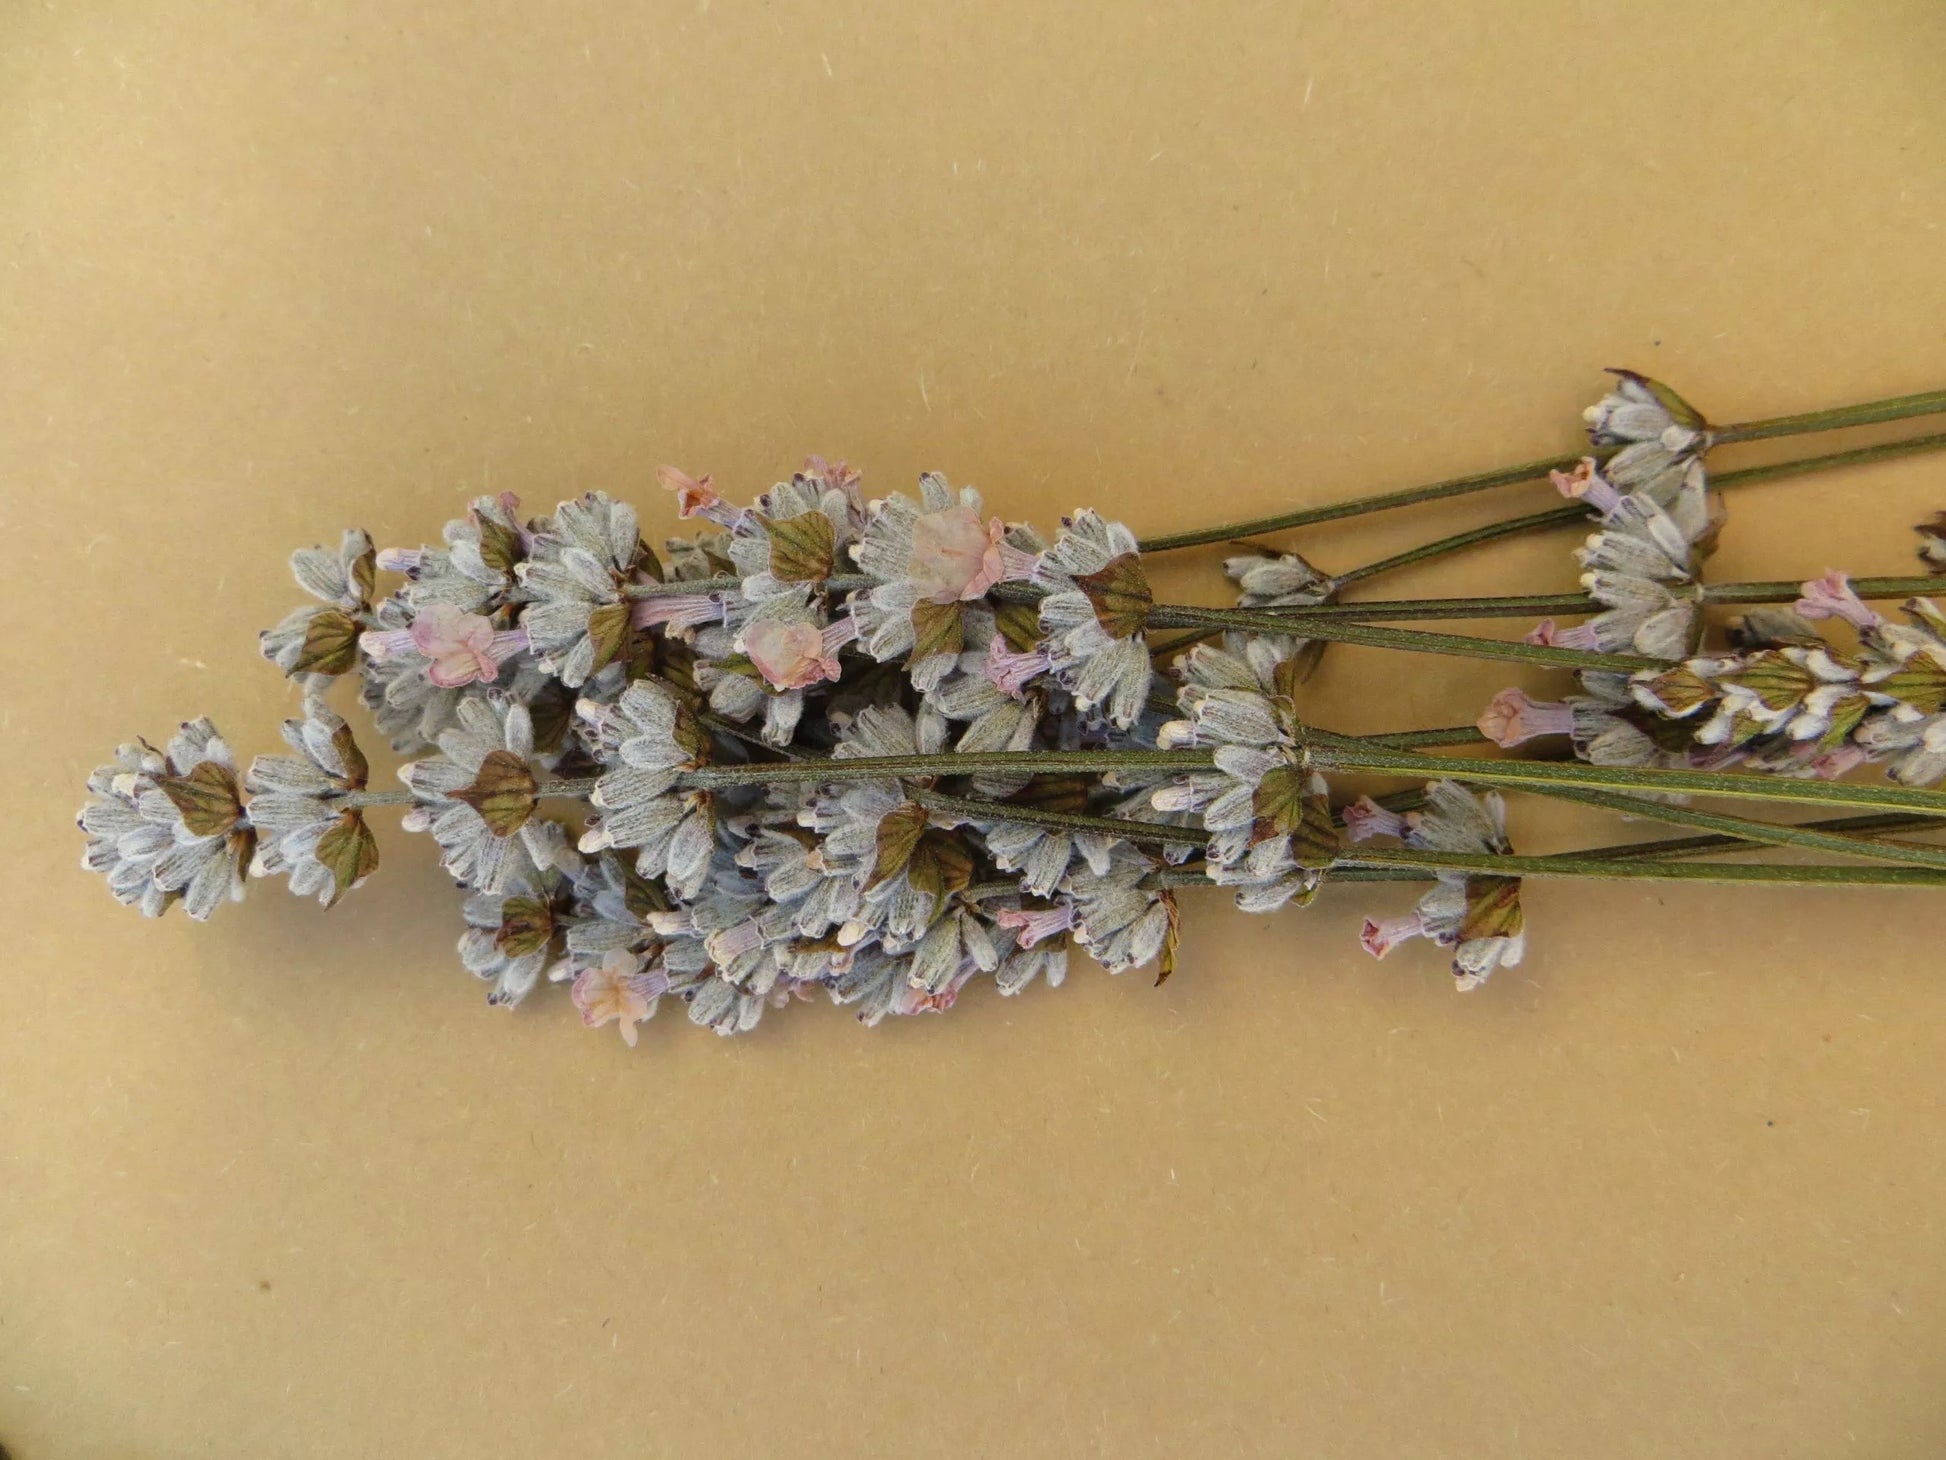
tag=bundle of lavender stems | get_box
[78,373,1946,1042]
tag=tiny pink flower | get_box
[630,591,724,637]
[409,603,519,688]
[1360,914,1429,960]
[658,465,739,526]
[1551,458,1624,516]
[993,903,1076,948]
[1341,796,1408,843]
[1524,619,1600,650]
[984,635,1054,698]
[1794,571,1882,631]
[571,948,667,1047]
[743,618,847,691]
[1477,687,1575,748]
[1810,745,1869,780]
[890,968,974,1016]
[802,455,862,493]
[376,546,428,575]
[908,504,1007,604]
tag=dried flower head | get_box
[244,698,378,907]
[380,491,533,614]
[79,718,252,920]
[1224,549,1334,609]
[1033,510,1155,728]
[571,946,669,1046]
[849,472,1037,691]
[1355,781,1525,989]
[517,492,650,687]
[260,529,376,683]
[1583,369,1709,493]
[400,696,564,893]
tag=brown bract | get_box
[1071,552,1153,640]
[313,811,380,908]
[453,748,541,836]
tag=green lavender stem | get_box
[1305,743,1946,820]
[1334,432,1946,587]
[681,745,1946,823]
[1333,847,1946,888]
[1493,786,1946,872]
[1145,603,1661,672]
[684,749,1214,787]
[1136,389,1946,554]
[1357,726,1489,751]
[1709,387,1946,446]
[913,789,1210,849]
[1566,813,1938,864]
[1300,727,1946,869]
[1134,449,1599,554]
[1244,575,1945,625]
[925,777,1946,869]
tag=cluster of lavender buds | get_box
[80,369,1946,1043]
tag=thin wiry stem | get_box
[1565,813,1939,864]
[1710,387,1946,445]
[1496,786,1946,872]
[1241,575,1945,625]
[1304,742,1946,820]
[1133,450,1600,553]
[678,745,1946,822]
[1356,726,1489,751]
[1135,388,1946,553]
[1146,603,1661,672]
[913,789,1209,849]
[1334,846,1946,888]
[683,749,1212,787]
[1302,727,1946,868]
[1334,432,1946,587]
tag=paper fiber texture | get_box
[3,2,1943,1455]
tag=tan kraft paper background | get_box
[4,3,1945,1456]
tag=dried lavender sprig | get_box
[1136,386,1946,553]
[630,436,1946,609]
[927,773,1946,870]
[632,574,1662,673]
[663,745,1946,822]
[344,728,1472,817]
[1334,432,1946,587]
